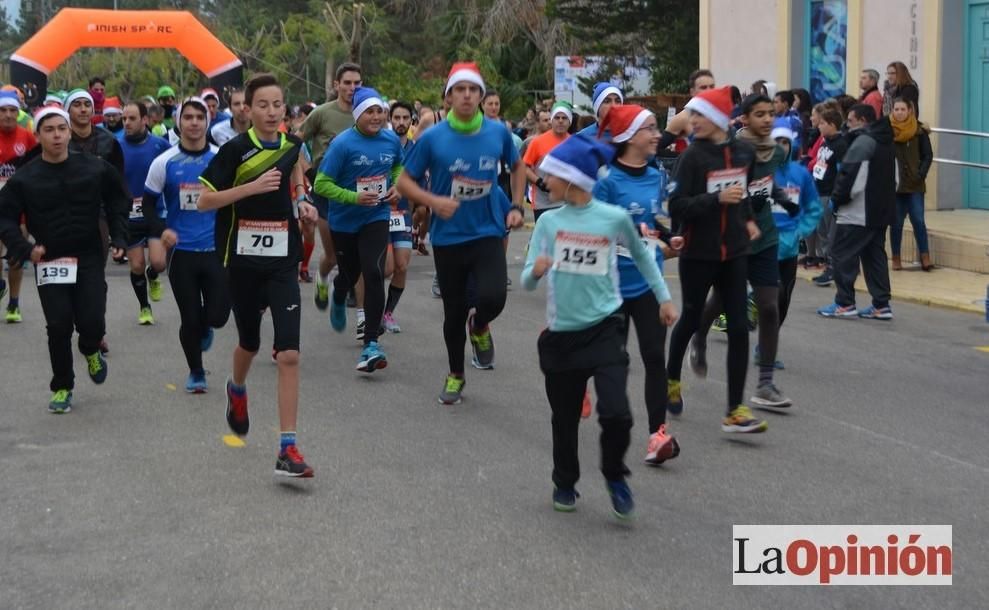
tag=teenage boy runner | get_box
[397,62,526,405]
[198,73,319,478]
[523,101,572,220]
[143,97,230,393]
[0,90,36,323]
[119,101,171,325]
[522,134,677,518]
[577,83,623,140]
[0,107,129,413]
[314,86,404,372]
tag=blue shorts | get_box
[390,211,413,249]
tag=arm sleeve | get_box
[520,220,548,291]
[658,130,678,150]
[0,179,32,263]
[313,172,359,204]
[101,161,131,249]
[390,164,404,186]
[668,150,720,227]
[620,214,672,303]
[918,130,933,179]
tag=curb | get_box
[795,274,984,315]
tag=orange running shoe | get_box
[581,390,592,419]
[644,424,681,466]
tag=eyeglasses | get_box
[636,125,661,134]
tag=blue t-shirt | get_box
[402,118,519,246]
[119,132,171,221]
[144,144,219,252]
[318,127,404,233]
[593,162,669,298]
[521,200,671,332]
[396,137,416,212]
[578,121,613,142]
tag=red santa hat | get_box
[599,104,654,143]
[445,62,485,96]
[684,86,734,131]
[102,96,123,116]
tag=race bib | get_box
[553,231,608,276]
[236,220,289,257]
[389,211,407,233]
[129,198,143,220]
[357,175,387,200]
[36,257,78,286]
[748,175,773,199]
[180,183,203,211]
[813,161,827,180]
[450,176,492,201]
[706,167,747,194]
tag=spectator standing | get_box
[883,61,920,118]
[889,98,934,271]
[858,69,883,119]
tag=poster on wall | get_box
[554,56,651,113]
[808,0,848,103]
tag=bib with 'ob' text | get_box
[36,257,78,286]
[553,231,609,276]
[389,211,407,233]
[237,220,289,257]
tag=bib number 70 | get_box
[251,234,275,248]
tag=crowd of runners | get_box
[0,58,921,519]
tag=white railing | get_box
[930,127,989,171]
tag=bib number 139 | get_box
[36,257,78,286]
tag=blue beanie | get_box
[0,91,20,109]
[770,117,795,142]
[538,134,615,193]
[352,86,384,120]
[592,82,623,117]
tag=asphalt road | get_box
[1,232,986,609]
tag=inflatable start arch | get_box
[9,8,243,106]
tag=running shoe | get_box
[468,314,495,369]
[185,370,208,394]
[299,270,312,283]
[644,424,681,466]
[225,379,249,437]
[356,341,387,373]
[5,306,21,323]
[711,313,727,333]
[355,319,366,342]
[86,352,108,384]
[48,389,72,414]
[606,480,635,520]
[138,307,155,326]
[438,374,465,405]
[201,327,214,352]
[858,305,893,320]
[667,379,684,416]
[431,274,441,298]
[750,383,792,409]
[721,405,768,433]
[812,269,834,287]
[753,345,784,370]
[314,278,329,311]
[689,337,707,378]
[381,311,401,333]
[747,293,759,331]
[148,276,163,302]
[99,338,110,356]
[553,487,579,512]
[329,288,346,332]
[817,302,858,318]
[275,445,314,478]
[581,390,592,419]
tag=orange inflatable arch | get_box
[9,8,243,107]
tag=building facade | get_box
[700,0,989,212]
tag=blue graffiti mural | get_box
[809,0,847,103]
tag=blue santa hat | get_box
[592,82,624,117]
[770,117,796,143]
[352,86,384,121]
[0,91,21,109]
[538,134,615,193]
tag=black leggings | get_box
[433,237,508,374]
[332,221,388,346]
[778,257,799,327]
[167,249,231,372]
[667,256,749,412]
[621,291,668,432]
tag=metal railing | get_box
[931,127,989,171]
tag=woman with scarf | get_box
[889,98,934,271]
[883,62,920,118]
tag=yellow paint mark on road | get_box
[222,434,245,448]
[974,346,989,353]
[165,383,177,391]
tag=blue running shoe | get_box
[553,487,579,512]
[186,370,208,394]
[858,305,893,320]
[606,480,635,520]
[48,389,72,414]
[330,288,347,332]
[817,302,858,318]
[200,327,214,353]
[356,341,387,373]
[86,352,108,384]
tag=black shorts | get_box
[127,223,151,249]
[227,262,301,352]
[747,244,780,287]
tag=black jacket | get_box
[0,153,130,262]
[669,136,756,261]
[831,117,896,228]
[70,126,125,175]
